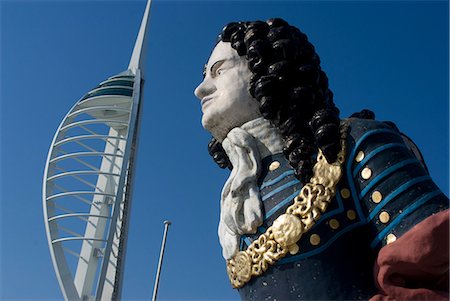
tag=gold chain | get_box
[226,123,348,288]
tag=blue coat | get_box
[238,118,449,300]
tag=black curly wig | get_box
[207,18,341,183]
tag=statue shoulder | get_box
[345,117,399,144]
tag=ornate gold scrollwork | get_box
[226,124,348,288]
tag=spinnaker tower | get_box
[42,1,151,299]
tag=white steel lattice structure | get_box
[43,1,151,300]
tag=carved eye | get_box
[210,60,226,78]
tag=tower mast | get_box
[129,0,151,75]
[43,1,152,300]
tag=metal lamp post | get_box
[152,220,172,301]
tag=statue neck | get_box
[217,117,284,260]
[239,117,284,158]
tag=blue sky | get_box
[1,0,448,300]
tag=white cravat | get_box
[219,117,284,260]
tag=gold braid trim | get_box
[226,124,348,288]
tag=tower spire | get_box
[128,0,152,77]
[43,2,151,300]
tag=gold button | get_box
[379,211,390,223]
[269,161,280,171]
[386,234,397,244]
[329,219,340,230]
[347,210,356,220]
[340,188,350,199]
[371,191,383,203]
[355,151,365,162]
[361,167,372,180]
[288,243,299,255]
[310,234,321,246]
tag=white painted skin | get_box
[194,42,265,259]
[194,42,286,259]
[194,41,262,142]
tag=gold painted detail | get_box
[329,219,340,230]
[347,210,356,220]
[386,233,397,244]
[226,124,349,288]
[269,161,281,171]
[371,191,383,203]
[379,211,390,223]
[340,188,350,199]
[310,234,321,246]
[361,167,372,180]
[355,151,365,162]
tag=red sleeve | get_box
[370,210,449,301]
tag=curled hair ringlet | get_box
[314,123,339,147]
[259,96,281,120]
[208,137,232,170]
[349,109,401,133]
[350,109,375,120]
[284,135,315,162]
[244,24,269,48]
[253,74,280,99]
[230,30,246,56]
[267,26,294,43]
[267,18,289,28]
[220,22,240,42]
[297,64,321,87]
[267,61,298,82]
[272,39,299,61]
[302,42,317,61]
[247,40,273,74]
[278,117,299,134]
[295,159,313,183]
[207,18,342,183]
[310,108,340,131]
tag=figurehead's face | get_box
[194,41,261,142]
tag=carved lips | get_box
[201,96,214,109]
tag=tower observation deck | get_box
[42,1,151,300]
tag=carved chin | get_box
[201,113,232,143]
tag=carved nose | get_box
[194,80,216,100]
